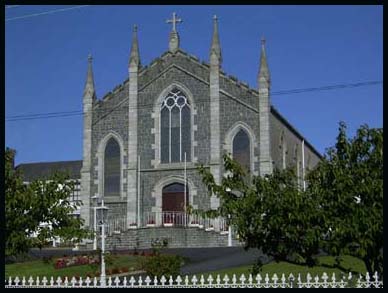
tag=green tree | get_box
[198,155,324,270]
[307,122,383,274]
[5,148,35,256]
[5,148,92,257]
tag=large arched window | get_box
[161,88,191,163]
[233,129,251,173]
[104,138,120,197]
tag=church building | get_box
[18,13,321,249]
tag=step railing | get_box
[143,211,228,232]
[102,212,229,234]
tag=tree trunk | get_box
[363,257,373,274]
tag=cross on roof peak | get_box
[166,12,182,32]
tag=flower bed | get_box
[54,255,100,270]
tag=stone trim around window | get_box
[151,175,198,213]
[151,82,197,169]
[95,131,126,201]
[223,121,258,176]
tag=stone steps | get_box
[88,226,240,250]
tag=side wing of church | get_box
[79,14,321,249]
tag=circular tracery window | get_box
[161,89,190,110]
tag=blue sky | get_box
[5,5,383,166]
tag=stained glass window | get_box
[160,88,191,163]
[104,138,120,197]
[233,129,250,173]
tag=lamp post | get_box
[92,195,99,250]
[225,188,233,247]
[227,214,232,247]
[96,199,109,287]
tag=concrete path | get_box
[163,247,271,275]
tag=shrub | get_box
[104,252,115,267]
[42,256,53,264]
[137,254,183,279]
[121,267,129,273]
[112,267,120,274]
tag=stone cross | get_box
[166,12,182,32]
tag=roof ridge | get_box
[16,160,82,167]
[270,106,322,158]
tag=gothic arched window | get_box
[104,138,120,197]
[161,88,191,163]
[233,129,250,172]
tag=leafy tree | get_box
[5,148,92,257]
[307,122,383,274]
[5,148,35,257]
[197,155,324,270]
[197,122,382,274]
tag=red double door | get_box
[162,183,189,225]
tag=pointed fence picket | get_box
[5,272,383,288]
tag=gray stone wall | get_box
[92,86,129,147]
[91,102,129,196]
[104,227,241,250]
[220,73,259,110]
[138,65,210,168]
[270,110,321,172]
[219,92,260,174]
[140,168,211,214]
[139,51,210,88]
[83,46,321,247]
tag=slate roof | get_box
[15,160,82,182]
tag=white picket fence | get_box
[5,271,383,288]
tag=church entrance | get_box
[162,183,189,225]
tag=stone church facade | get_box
[79,13,321,248]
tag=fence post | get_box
[288,274,295,288]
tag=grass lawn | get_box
[6,253,367,283]
[5,254,141,279]
[189,255,367,281]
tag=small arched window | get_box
[233,129,250,173]
[161,88,191,163]
[104,138,120,197]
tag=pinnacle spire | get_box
[166,12,182,53]
[129,24,140,67]
[210,15,222,64]
[258,37,270,89]
[83,53,96,99]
